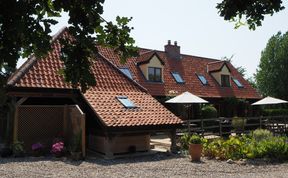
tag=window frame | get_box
[221,74,231,87]
[196,73,208,85]
[116,96,137,108]
[148,67,162,82]
[232,78,244,88]
[171,72,185,84]
[119,67,133,79]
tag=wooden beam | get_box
[81,113,86,157]
[7,91,74,98]
[16,97,28,106]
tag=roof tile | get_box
[11,30,182,128]
[99,47,261,99]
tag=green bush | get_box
[201,105,217,119]
[251,129,273,142]
[180,134,205,150]
[12,141,25,157]
[262,109,288,116]
[203,133,288,161]
[231,117,246,130]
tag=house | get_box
[6,28,182,158]
[98,40,261,118]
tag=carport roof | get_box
[8,28,182,128]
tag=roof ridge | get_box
[139,50,155,55]
[207,60,225,65]
[97,51,148,93]
[7,27,68,86]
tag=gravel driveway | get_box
[0,153,288,178]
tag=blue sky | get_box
[48,0,288,78]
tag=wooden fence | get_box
[181,116,288,137]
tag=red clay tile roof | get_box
[207,61,230,73]
[99,47,261,99]
[8,29,182,128]
[136,51,164,65]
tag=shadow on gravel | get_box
[85,152,185,166]
[243,159,288,166]
[0,152,185,166]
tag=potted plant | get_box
[69,131,82,160]
[31,142,44,157]
[12,141,25,157]
[51,140,65,158]
[232,116,247,134]
[188,134,204,162]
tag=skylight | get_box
[116,96,136,108]
[233,78,244,88]
[119,68,133,79]
[171,72,185,83]
[197,74,208,85]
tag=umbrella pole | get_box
[188,104,191,135]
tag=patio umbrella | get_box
[166,91,209,104]
[251,96,288,105]
[166,91,208,134]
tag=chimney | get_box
[164,40,181,60]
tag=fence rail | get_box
[180,116,288,137]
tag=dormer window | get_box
[171,72,185,83]
[233,78,244,88]
[119,67,133,79]
[221,75,230,87]
[148,67,162,82]
[116,96,137,108]
[196,74,208,85]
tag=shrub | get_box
[203,138,226,160]
[246,136,288,160]
[51,141,65,157]
[201,105,217,119]
[12,141,25,157]
[204,133,288,161]
[190,134,203,144]
[180,134,205,150]
[262,109,288,116]
[251,129,273,142]
[32,142,44,156]
[232,117,246,130]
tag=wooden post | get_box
[219,118,222,137]
[81,114,86,157]
[201,119,204,136]
[169,129,177,153]
[63,105,68,140]
[13,106,19,142]
[259,116,262,129]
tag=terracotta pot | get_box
[189,144,203,162]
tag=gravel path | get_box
[0,153,288,178]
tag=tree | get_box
[0,0,137,92]
[255,31,288,100]
[217,0,285,30]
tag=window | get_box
[119,68,133,79]
[148,67,162,82]
[171,72,185,83]
[233,78,244,88]
[221,75,230,87]
[116,96,136,108]
[196,74,208,85]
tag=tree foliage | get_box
[217,0,285,30]
[255,31,288,100]
[0,0,137,92]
